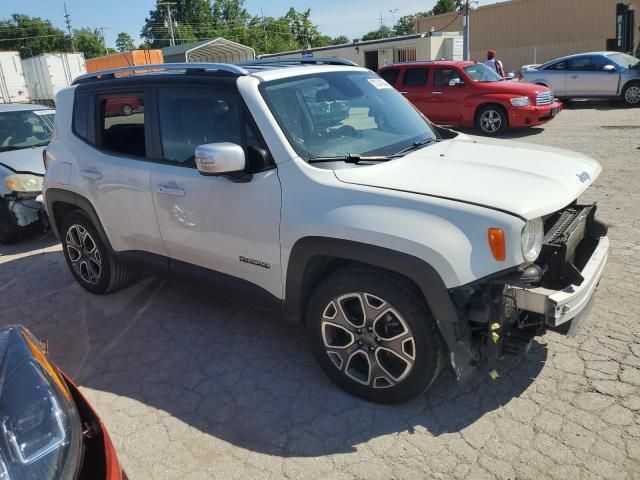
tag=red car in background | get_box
[378,60,563,135]
[104,96,142,117]
[0,325,124,480]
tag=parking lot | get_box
[1,103,639,480]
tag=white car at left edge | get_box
[0,103,54,243]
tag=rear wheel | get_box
[622,82,640,106]
[306,266,443,404]
[475,105,508,135]
[61,211,135,294]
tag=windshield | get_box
[260,71,438,161]
[607,52,640,69]
[463,64,503,82]
[0,109,55,152]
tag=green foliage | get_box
[361,26,393,42]
[0,14,66,57]
[393,12,430,36]
[73,28,106,59]
[116,32,135,52]
[139,0,349,54]
[431,0,459,16]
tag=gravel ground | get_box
[1,103,639,480]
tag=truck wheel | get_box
[0,199,22,244]
[306,266,443,404]
[61,211,135,294]
[122,104,133,115]
[622,82,640,106]
[475,105,508,135]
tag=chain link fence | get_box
[470,40,606,73]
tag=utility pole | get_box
[159,2,176,47]
[63,3,75,52]
[99,27,108,55]
[462,0,470,61]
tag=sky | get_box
[0,0,495,49]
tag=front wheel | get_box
[122,104,133,115]
[622,82,640,106]
[475,105,508,135]
[306,266,443,404]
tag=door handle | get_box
[80,169,102,181]
[155,184,185,197]
[398,91,408,95]
[432,91,443,95]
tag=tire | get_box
[622,82,640,106]
[0,199,24,244]
[60,211,135,294]
[122,104,133,115]
[475,105,508,135]
[306,266,444,404]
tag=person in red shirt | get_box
[483,50,505,78]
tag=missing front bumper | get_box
[509,235,609,331]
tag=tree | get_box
[361,25,393,41]
[430,0,458,16]
[331,35,350,45]
[116,32,135,52]
[394,11,429,36]
[74,28,106,58]
[0,14,66,57]
[142,0,215,47]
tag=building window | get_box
[396,47,417,63]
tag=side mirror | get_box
[449,78,464,86]
[195,142,246,176]
[506,72,516,79]
[603,64,616,72]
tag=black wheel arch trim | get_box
[44,188,113,250]
[285,236,479,381]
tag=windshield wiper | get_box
[0,146,23,152]
[392,138,437,156]
[308,153,392,164]
[0,142,48,152]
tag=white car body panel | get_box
[149,162,283,298]
[333,135,601,220]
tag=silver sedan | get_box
[520,51,640,106]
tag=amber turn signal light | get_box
[488,228,506,261]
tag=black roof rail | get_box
[241,57,358,67]
[73,63,249,84]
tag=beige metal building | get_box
[414,0,639,72]
[260,32,463,70]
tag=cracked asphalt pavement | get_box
[1,103,639,479]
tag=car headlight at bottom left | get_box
[0,327,82,480]
[3,174,43,193]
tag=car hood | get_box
[0,146,46,175]
[333,135,601,219]
[475,80,549,96]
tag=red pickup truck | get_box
[378,60,563,135]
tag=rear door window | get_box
[379,69,400,85]
[402,68,429,86]
[98,94,145,157]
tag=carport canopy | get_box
[162,38,256,63]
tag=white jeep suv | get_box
[43,60,609,403]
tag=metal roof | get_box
[0,103,52,112]
[162,38,255,63]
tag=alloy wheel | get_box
[625,86,640,105]
[480,109,502,133]
[321,292,416,389]
[65,224,102,285]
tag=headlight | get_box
[509,96,530,107]
[0,327,82,480]
[4,174,43,193]
[521,218,544,262]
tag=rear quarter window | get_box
[72,94,90,141]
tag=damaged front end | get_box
[451,202,608,365]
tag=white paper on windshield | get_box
[367,78,392,89]
[34,109,55,116]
